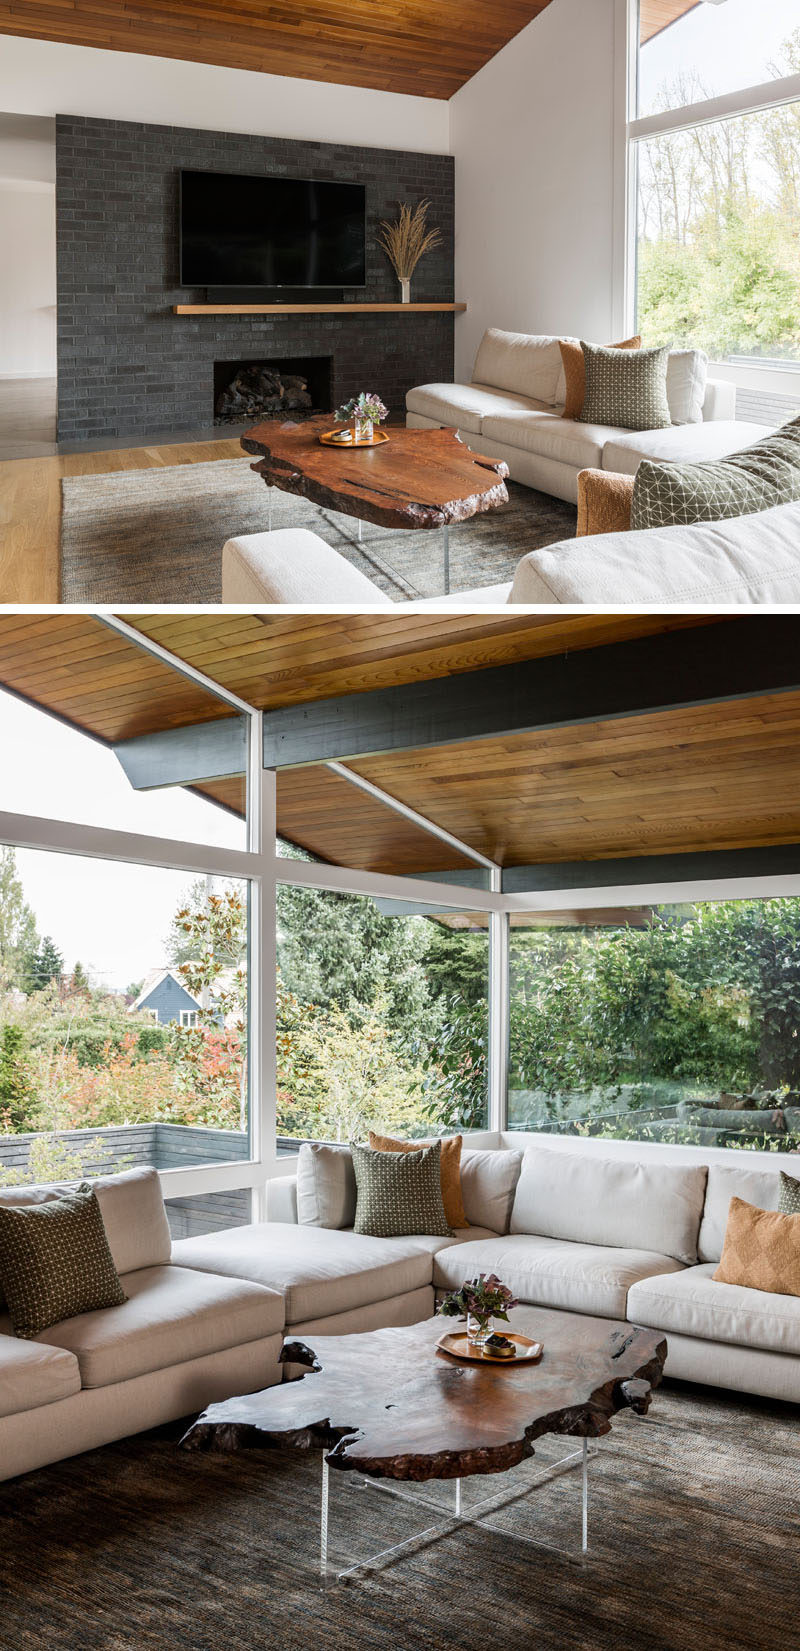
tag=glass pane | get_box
[638,0,800,118]
[635,101,800,366]
[276,885,489,1142]
[0,684,248,849]
[0,849,250,1183]
[508,899,800,1152]
[165,1188,252,1239]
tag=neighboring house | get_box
[129,969,204,1028]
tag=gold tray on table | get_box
[319,426,390,448]
[436,1331,544,1365]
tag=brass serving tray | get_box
[319,426,390,448]
[436,1331,544,1366]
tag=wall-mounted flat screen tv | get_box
[179,169,366,289]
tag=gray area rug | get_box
[0,1382,797,1650]
[60,458,576,603]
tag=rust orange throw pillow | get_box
[368,1131,467,1229]
[713,1196,800,1297]
[559,336,642,421]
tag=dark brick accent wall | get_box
[56,115,455,441]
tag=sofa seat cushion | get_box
[172,1222,442,1326]
[627,1262,800,1358]
[508,499,800,606]
[602,420,769,477]
[433,1234,683,1319]
[33,1264,283,1389]
[405,382,545,434]
[0,1331,81,1418]
[482,411,620,472]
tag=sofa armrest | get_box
[221,530,394,606]
[702,378,737,421]
[577,468,634,537]
[265,1175,298,1223]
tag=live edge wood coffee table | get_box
[241,415,510,595]
[182,1308,666,1585]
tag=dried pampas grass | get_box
[377,199,442,280]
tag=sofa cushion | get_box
[508,499,800,606]
[580,342,671,432]
[473,329,564,406]
[297,1141,356,1229]
[779,1171,800,1215]
[510,1146,707,1264]
[714,1198,800,1297]
[460,1149,523,1232]
[222,529,392,608]
[351,1140,450,1238]
[0,1167,172,1285]
[627,1262,800,1358]
[632,416,800,531]
[698,1164,782,1262]
[0,1184,127,1340]
[666,349,708,425]
[482,410,620,471]
[0,1332,81,1418]
[368,1131,468,1229]
[171,1222,438,1326]
[433,1234,683,1319]
[558,336,641,419]
[601,420,769,476]
[405,381,544,434]
[34,1264,283,1389]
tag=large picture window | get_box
[509,898,800,1153]
[633,0,800,415]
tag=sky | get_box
[1,689,246,991]
[640,0,800,114]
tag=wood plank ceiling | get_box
[2,614,800,876]
[0,0,700,98]
[0,0,552,99]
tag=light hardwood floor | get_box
[0,438,243,603]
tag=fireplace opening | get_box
[213,356,333,424]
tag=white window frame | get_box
[179,1009,199,1029]
[6,616,800,1200]
[622,0,800,398]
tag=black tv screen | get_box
[179,169,366,289]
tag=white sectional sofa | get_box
[0,1168,284,1482]
[5,1135,799,1483]
[177,1132,800,1407]
[221,500,800,607]
[406,328,767,506]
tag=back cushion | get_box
[472,328,563,407]
[0,1165,171,1294]
[510,1147,707,1264]
[697,1163,782,1262]
[297,1142,356,1229]
[460,1149,522,1233]
[666,349,708,425]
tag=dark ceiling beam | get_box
[502,843,800,894]
[261,617,800,768]
[113,717,247,790]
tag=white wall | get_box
[450,0,622,379]
[0,115,56,376]
[0,34,450,155]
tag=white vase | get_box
[400,277,411,304]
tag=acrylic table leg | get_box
[581,1438,588,1554]
[454,1478,462,1519]
[357,518,363,542]
[320,1456,330,1586]
[268,485,273,533]
[442,524,450,594]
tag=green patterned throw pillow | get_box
[779,1171,800,1216]
[632,415,800,530]
[579,342,671,432]
[350,1140,452,1238]
[0,1183,127,1339]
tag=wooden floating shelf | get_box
[172,302,467,315]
